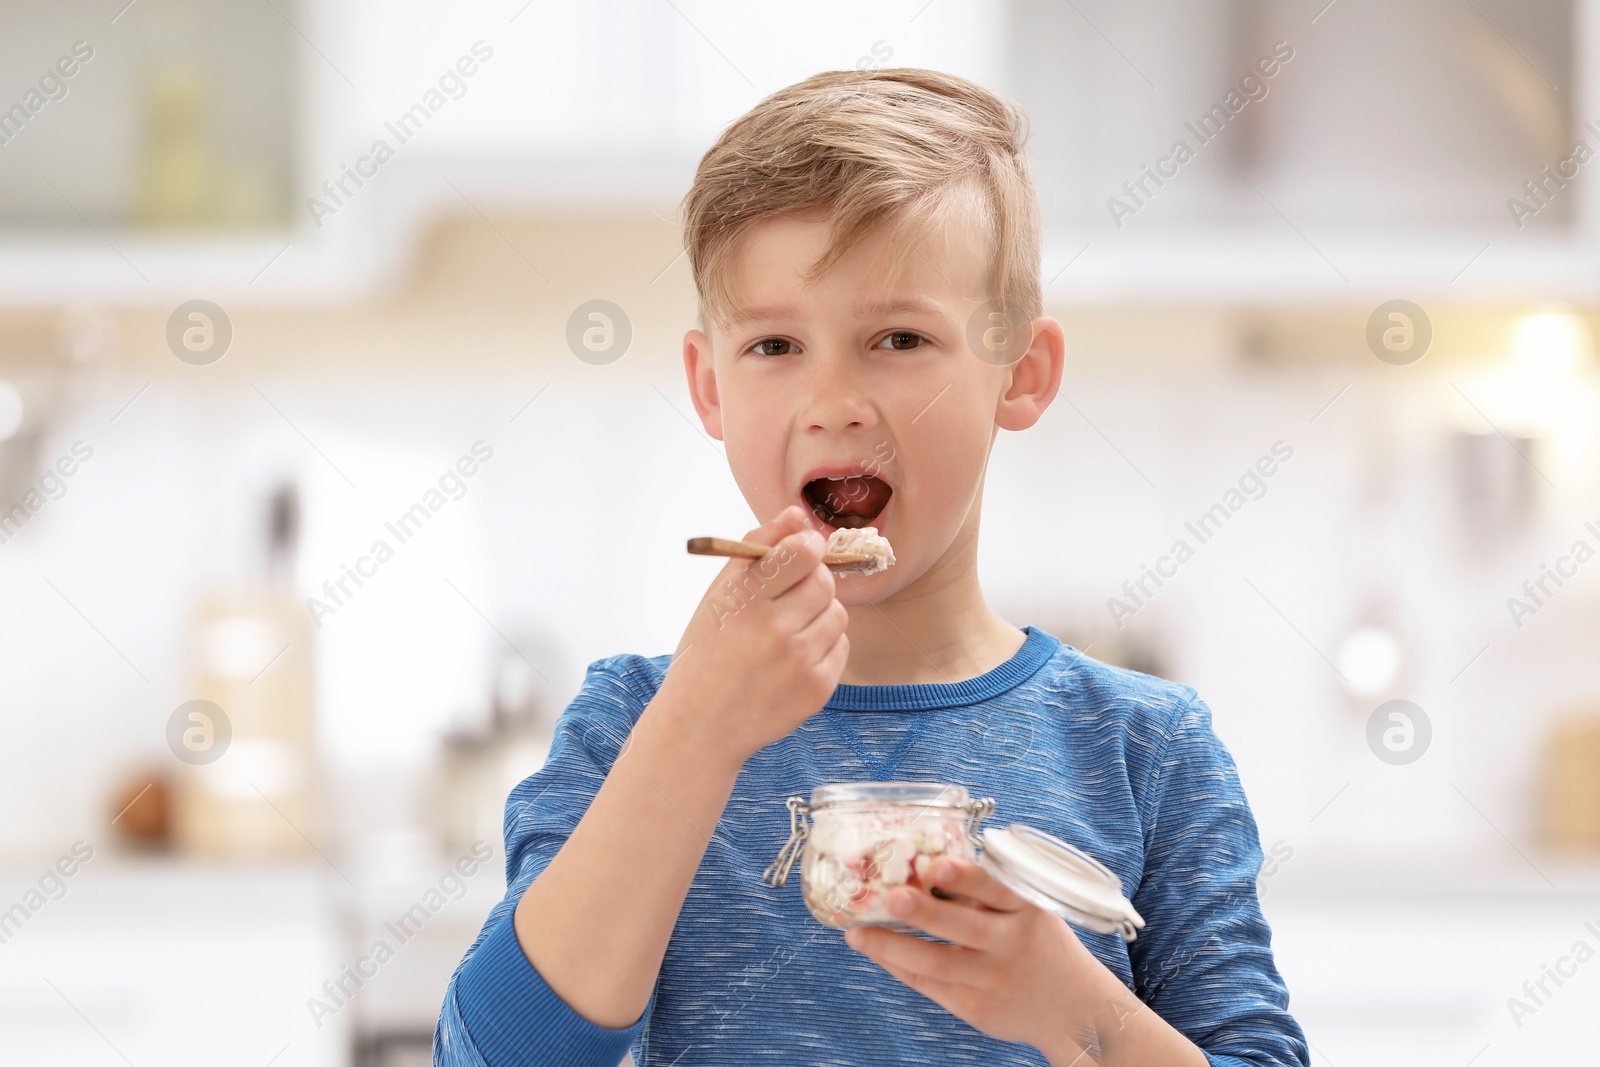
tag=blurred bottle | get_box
[133,0,222,227]
[173,483,322,858]
[1543,712,1600,853]
[134,65,222,227]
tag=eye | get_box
[875,331,927,352]
[749,337,798,357]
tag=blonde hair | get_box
[682,68,1041,332]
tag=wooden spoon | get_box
[686,536,879,573]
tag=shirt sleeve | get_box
[435,655,659,1067]
[1126,692,1310,1067]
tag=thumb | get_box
[742,504,812,548]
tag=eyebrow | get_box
[727,296,946,326]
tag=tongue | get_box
[810,476,891,526]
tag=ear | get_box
[995,315,1064,431]
[683,327,725,440]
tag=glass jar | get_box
[764,783,1146,941]
[762,782,996,928]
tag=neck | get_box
[836,518,1025,687]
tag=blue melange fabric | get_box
[435,626,1310,1067]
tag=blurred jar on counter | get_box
[172,483,322,858]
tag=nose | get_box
[800,349,878,434]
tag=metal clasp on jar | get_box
[760,792,997,888]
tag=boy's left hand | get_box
[843,857,1180,1064]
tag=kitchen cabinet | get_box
[6,1,1599,303]
[0,0,1001,304]
[1012,0,1600,302]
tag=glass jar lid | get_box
[979,825,1145,942]
[809,781,970,809]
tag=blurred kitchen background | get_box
[1,0,1598,1064]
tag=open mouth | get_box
[801,472,893,530]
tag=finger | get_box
[871,955,972,1019]
[747,526,827,601]
[845,926,985,989]
[705,507,809,608]
[792,597,848,661]
[923,856,1030,914]
[816,628,849,678]
[771,563,836,627]
[881,882,1004,950]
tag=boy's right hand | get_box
[657,504,850,770]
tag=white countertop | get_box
[6,847,1597,1067]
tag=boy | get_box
[436,68,1309,1066]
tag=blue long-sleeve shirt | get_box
[434,625,1310,1067]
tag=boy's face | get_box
[683,202,1060,603]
